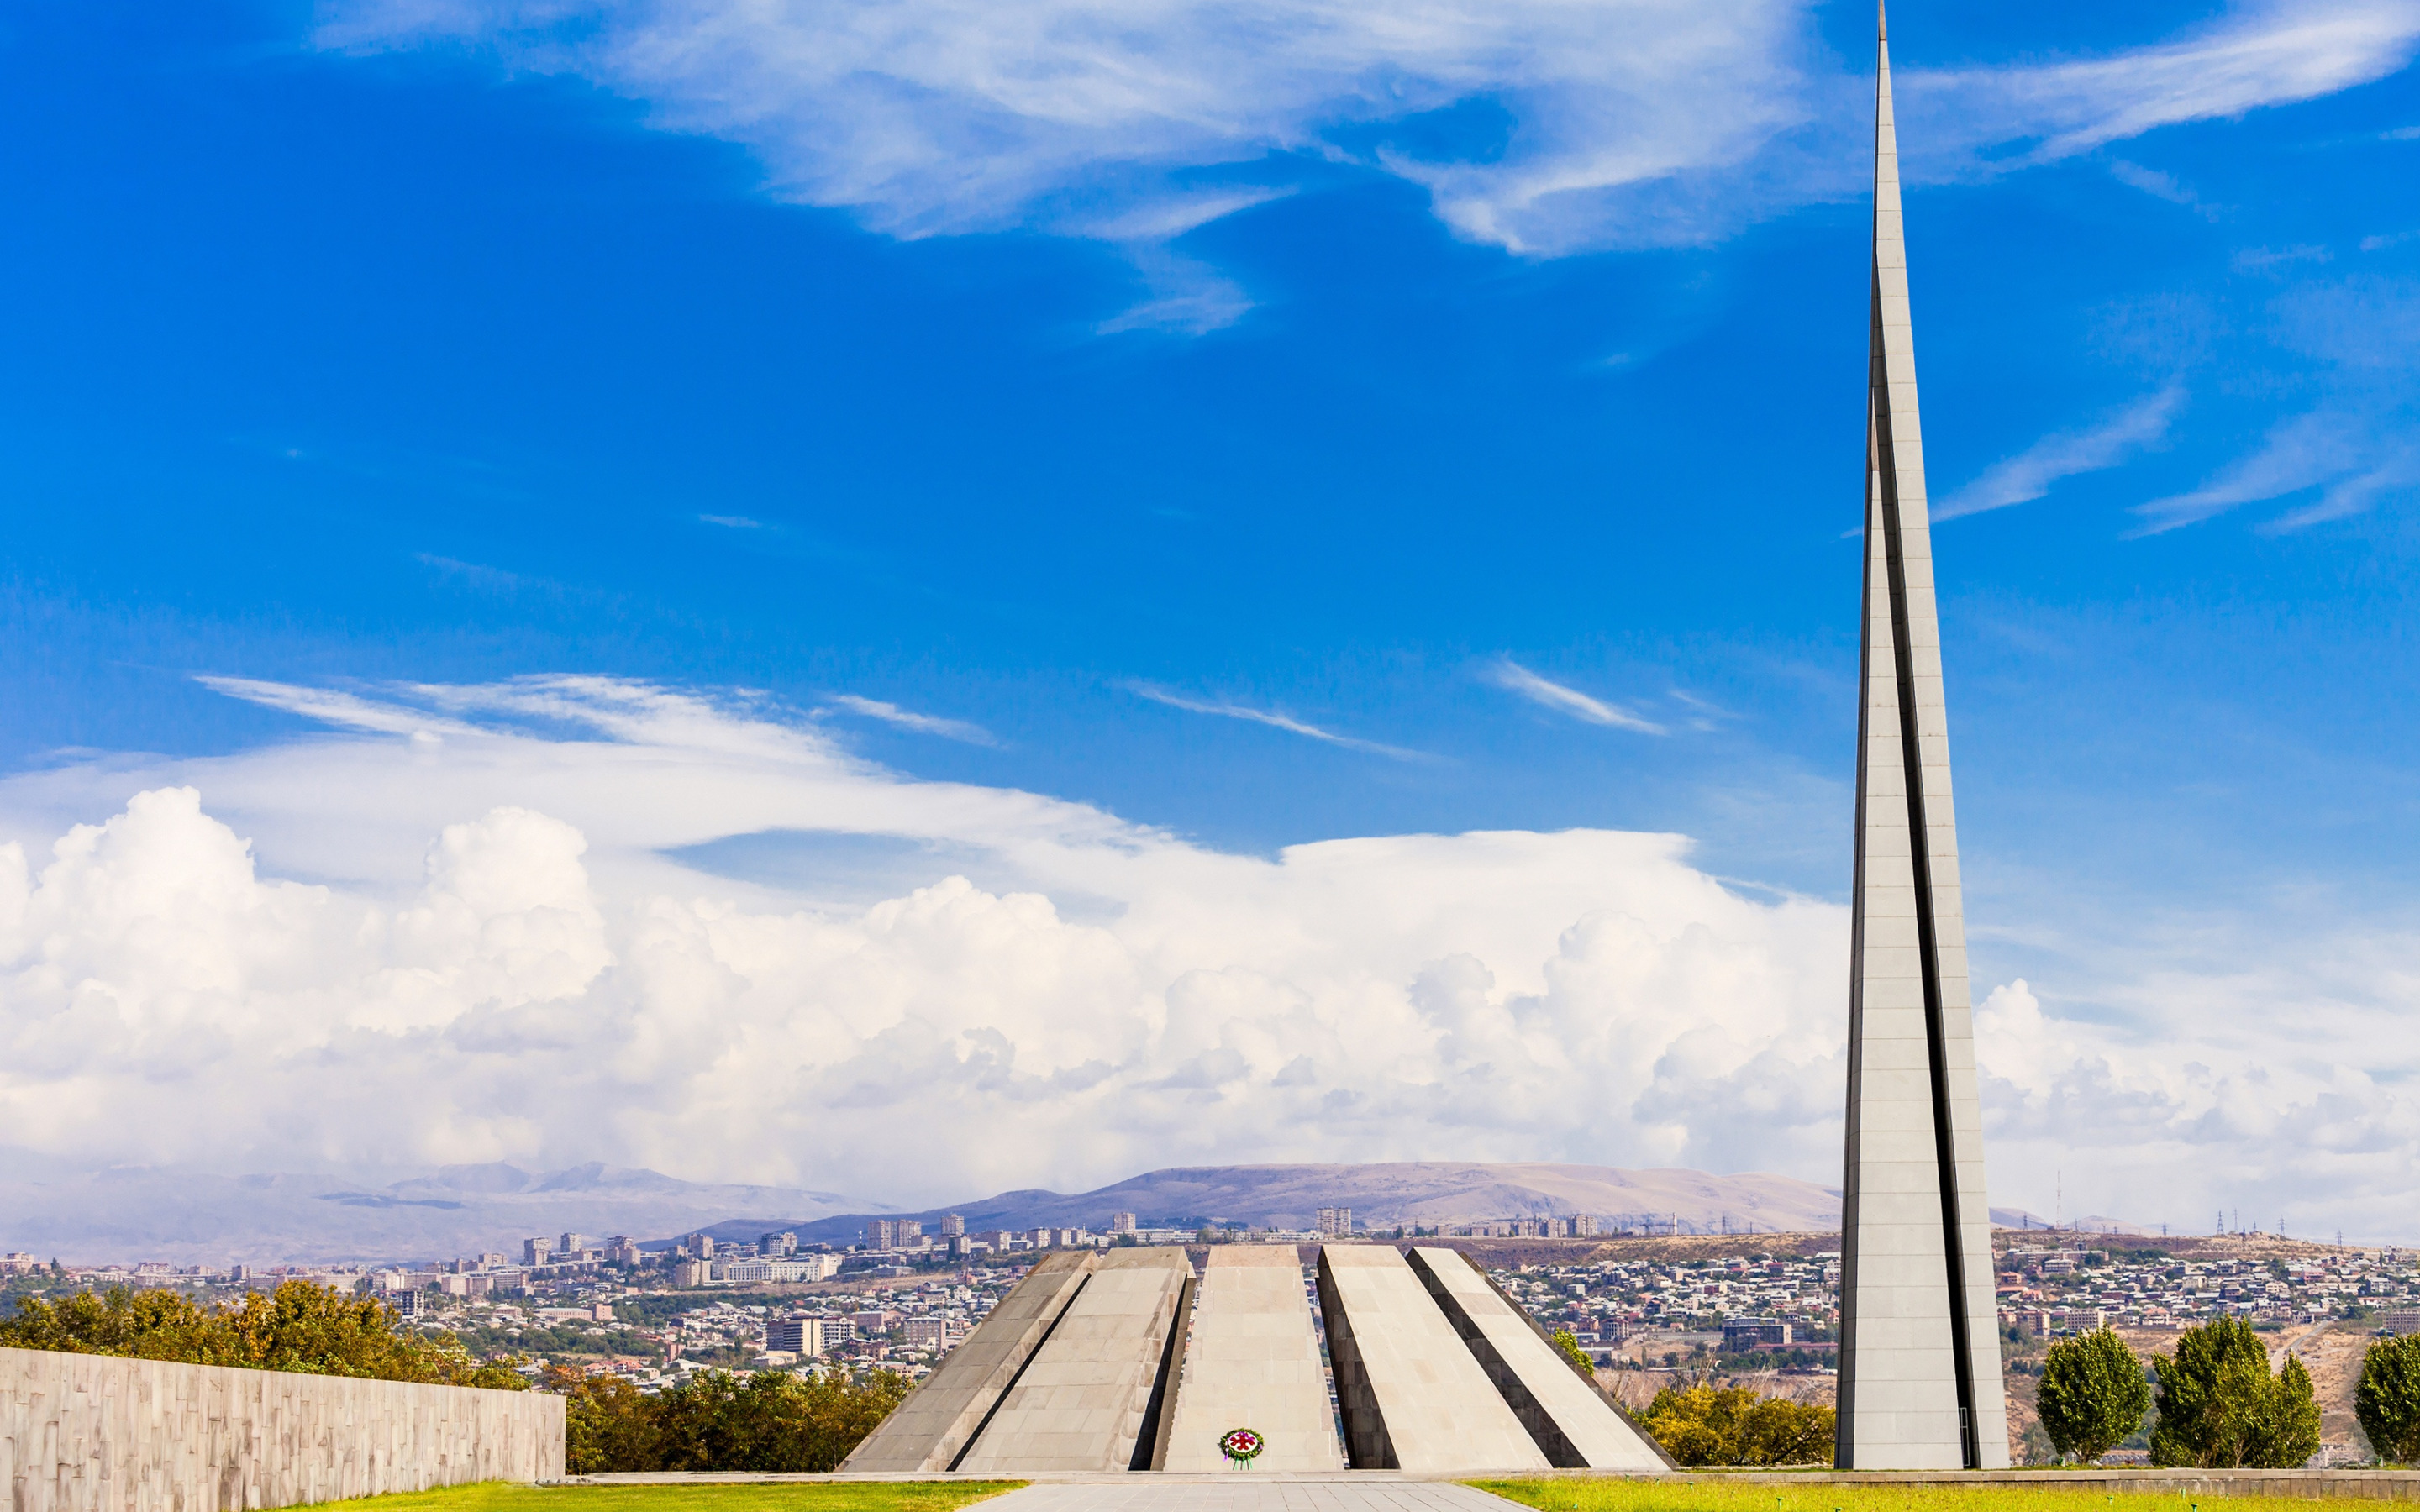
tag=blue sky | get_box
[3,0,2420,1238]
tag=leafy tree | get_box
[0,1282,525,1390]
[1549,1328,1595,1382]
[0,1285,218,1360]
[550,1366,910,1473]
[2356,1335,2420,1465]
[552,1370,666,1473]
[2037,1328,2152,1464]
[1641,1383,1834,1466]
[2150,1316,2321,1468]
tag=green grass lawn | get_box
[306,1484,1026,1512]
[1476,1481,2330,1512]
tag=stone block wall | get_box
[1,1346,564,1512]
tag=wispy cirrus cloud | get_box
[829,694,997,747]
[2134,409,2375,533]
[1123,682,1423,759]
[196,675,481,740]
[313,0,2420,297]
[1899,3,2420,173]
[2135,276,2420,534]
[1482,659,1665,735]
[2106,160,2221,218]
[1937,387,2184,522]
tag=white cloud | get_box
[1094,249,1256,336]
[2106,160,2218,218]
[829,693,997,746]
[1482,659,1665,734]
[0,677,1830,1203]
[1898,3,2420,171]
[1974,944,2420,1242]
[1123,681,1423,758]
[1935,387,2183,522]
[310,0,2420,280]
[2134,277,2420,533]
[2133,409,2366,532]
[1,675,2415,1241]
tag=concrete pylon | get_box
[1836,1,2008,1473]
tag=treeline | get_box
[0,1281,527,1389]
[2039,1318,2420,1467]
[551,1366,909,1473]
[1640,1383,1835,1465]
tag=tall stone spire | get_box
[1836,2,2008,1472]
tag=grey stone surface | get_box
[1838,8,2008,1473]
[1403,1248,1665,1472]
[560,1470,2420,1500]
[956,1247,1193,1474]
[1315,1246,1547,1475]
[1163,1246,1345,1473]
[0,1344,561,1512]
[967,1479,1528,1512]
[844,1251,1100,1472]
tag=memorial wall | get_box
[0,1346,564,1512]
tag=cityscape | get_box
[11,1200,2417,1467]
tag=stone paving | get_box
[971,1478,1524,1512]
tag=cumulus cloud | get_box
[310,0,2420,276]
[1974,966,2420,1241]
[3,676,2414,1239]
[0,678,1839,1205]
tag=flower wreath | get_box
[1218,1427,1265,1464]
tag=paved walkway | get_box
[971,1481,1522,1512]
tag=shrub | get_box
[2149,1315,2320,1468]
[1549,1328,1596,1381]
[2356,1334,2420,1465]
[554,1365,911,1473]
[0,1282,524,1389]
[2037,1328,2151,1463]
[1641,1383,1834,1466]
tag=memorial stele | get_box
[1835,1,2011,1473]
[846,6,2009,1477]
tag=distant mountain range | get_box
[2,1155,2066,1265]
[0,1156,874,1265]
[723,1162,1847,1247]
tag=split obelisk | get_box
[1835,3,2009,1472]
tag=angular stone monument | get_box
[954,1247,1195,1473]
[1160,1245,1344,1472]
[1836,2,2010,1472]
[1315,1244,1549,1473]
[852,1240,1671,1474]
[839,1250,1098,1472]
[1405,1247,1669,1470]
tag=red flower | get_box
[1218,1428,1265,1462]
